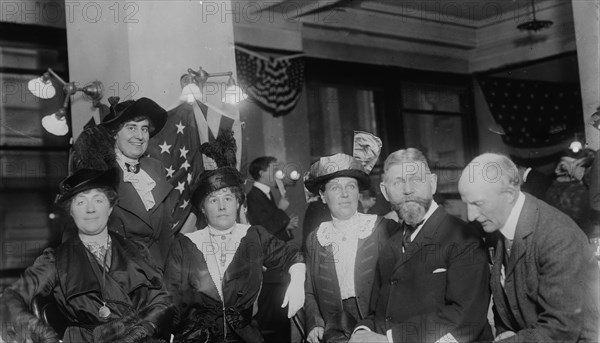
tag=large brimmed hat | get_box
[101,97,167,137]
[56,168,119,206]
[304,153,370,194]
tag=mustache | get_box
[391,197,431,209]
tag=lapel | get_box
[116,168,152,227]
[505,195,536,277]
[490,238,514,327]
[56,236,103,300]
[318,242,343,305]
[186,229,224,302]
[393,207,446,271]
[354,218,381,307]
[253,186,276,209]
[140,157,172,215]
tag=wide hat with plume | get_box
[304,131,382,194]
[101,96,167,137]
[191,129,244,209]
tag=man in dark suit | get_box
[517,165,552,201]
[459,153,600,343]
[101,97,174,270]
[246,156,298,240]
[351,148,492,343]
[246,156,299,342]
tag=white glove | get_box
[281,263,306,318]
[307,326,324,343]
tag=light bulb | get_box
[180,83,202,104]
[569,141,583,153]
[28,76,56,99]
[290,170,300,180]
[222,85,248,105]
[275,170,284,179]
[42,112,69,136]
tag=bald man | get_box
[458,153,600,343]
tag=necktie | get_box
[269,191,277,206]
[402,223,417,251]
[125,162,140,174]
[505,238,513,256]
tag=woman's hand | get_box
[307,326,324,343]
[282,263,306,318]
[281,279,305,318]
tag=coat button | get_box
[390,279,398,285]
[385,316,392,321]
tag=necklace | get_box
[97,235,111,320]
[209,233,229,268]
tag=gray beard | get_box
[391,197,432,226]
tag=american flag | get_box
[147,97,242,233]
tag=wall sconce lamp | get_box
[28,68,103,136]
[182,67,247,105]
[568,133,584,154]
[517,0,553,32]
[590,108,600,131]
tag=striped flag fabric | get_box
[235,45,305,117]
[147,94,242,233]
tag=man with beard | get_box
[350,148,492,343]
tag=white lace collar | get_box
[316,212,378,247]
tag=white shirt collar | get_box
[499,192,526,241]
[523,167,532,182]
[410,200,439,241]
[253,181,271,197]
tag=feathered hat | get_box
[191,129,244,210]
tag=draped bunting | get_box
[478,77,583,149]
[235,46,305,117]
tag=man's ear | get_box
[380,182,390,202]
[429,173,438,195]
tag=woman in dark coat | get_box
[165,166,305,343]
[0,168,171,343]
[303,153,397,343]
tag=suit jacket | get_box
[110,156,174,271]
[303,216,397,336]
[360,207,492,343]
[521,169,552,201]
[165,225,304,343]
[1,232,170,343]
[246,186,290,241]
[491,194,600,343]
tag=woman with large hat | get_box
[71,96,174,271]
[164,136,306,342]
[0,168,171,343]
[303,152,397,343]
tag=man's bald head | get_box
[458,153,521,233]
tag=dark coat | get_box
[1,232,171,343]
[303,216,397,338]
[521,169,552,201]
[491,194,600,343]
[359,207,493,343]
[164,225,304,343]
[110,156,174,270]
[246,186,290,241]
